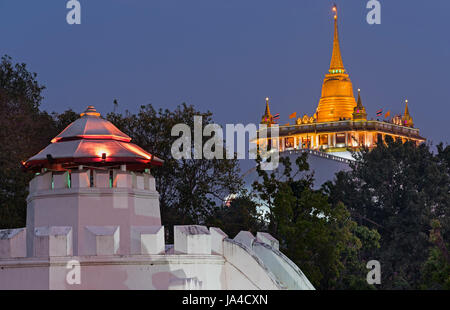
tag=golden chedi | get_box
[315,6,356,123]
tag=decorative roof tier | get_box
[24,106,163,171]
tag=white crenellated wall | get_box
[0,169,314,290]
[0,224,314,290]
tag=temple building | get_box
[0,106,314,290]
[258,5,425,159]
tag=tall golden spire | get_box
[329,4,345,73]
[315,4,356,123]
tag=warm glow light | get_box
[126,144,152,160]
[97,150,108,158]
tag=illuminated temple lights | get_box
[258,5,425,155]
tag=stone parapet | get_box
[34,226,72,257]
[174,225,211,255]
[0,228,27,258]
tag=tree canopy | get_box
[326,137,450,289]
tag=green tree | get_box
[52,109,79,133]
[328,137,450,289]
[107,104,242,240]
[420,219,450,289]
[0,55,55,228]
[252,154,378,289]
[207,195,265,238]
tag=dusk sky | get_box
[1,0,449,145]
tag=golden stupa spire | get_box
[329,4,345,73]
[315,4,356,123]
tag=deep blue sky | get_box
[1,0,449,145]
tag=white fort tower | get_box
[0,106,314,290]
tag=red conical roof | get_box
[24,106,163,171]
[51,106,131,143]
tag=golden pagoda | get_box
[258,5,425,158]
[316,5,357,123]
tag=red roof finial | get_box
[80,106,101,117]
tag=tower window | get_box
[109,170,114,188]
[89,170,94,187]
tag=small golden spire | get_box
[261,97,274,125]
[402,99,414,127]
[329,4,345,73]
[352,88,367,121]
[356,89,362,106]
[265,97,271,116]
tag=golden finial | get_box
[329,4,344,73]
[80,106,101,117]
[264,97,271,116]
